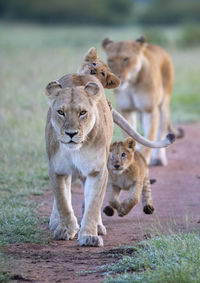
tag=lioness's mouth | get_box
[61,140,77,145]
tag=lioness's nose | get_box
[65,131,78,138]
[114,164,120,169]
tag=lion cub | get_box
[104,137,154,217]
[77,47,120,89]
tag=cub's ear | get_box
[124,137,136,151]
[45,81,62,99]
[102,38,113,50]
[136,36,146,45]
[106,72,120,89]
[84,47,98,62]
[84,82,100,100]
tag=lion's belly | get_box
[115,83,154,112]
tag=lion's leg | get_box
[49,198,60,231]
[117,181,143,217]
[151,98,170,166]
[97,212,107,235]
[141,108,159,165]
[78,167,108,247]
[103,185,121,216]
[142,177,154,214]
[50,173,79,240]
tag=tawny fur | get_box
[102,37,176,166]
[104,137,154,217]
[78,47,175,149]
[45,74,113,247]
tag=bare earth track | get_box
[5,123,200,282]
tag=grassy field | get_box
[0,23,200,281]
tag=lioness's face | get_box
[102,39,144,82]
[108,138,136,174]
[46,81,100,150]
[78,47,120,89]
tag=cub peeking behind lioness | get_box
[103,138,154,217]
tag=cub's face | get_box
[108,138,136,175]
[46,81,101,150]
[102,38,146,82]
[78,47,120,89]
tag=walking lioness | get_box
[104,138,154,217]
[102,37,176,166]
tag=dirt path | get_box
[5,123,200,283]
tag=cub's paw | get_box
[117,205,129,217]
[103,205,115,216]
[143,205,154,215]
[97,224,107,235]
[53,223,79,240]
[78,235,103,247]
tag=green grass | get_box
[104,231,200,283]
[0,22,200,280]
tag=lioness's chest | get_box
[52,143,106,177]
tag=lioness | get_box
[78,47,175,149]
[102,37,177,166]
[103,138,154,217]
[45,74,113,246]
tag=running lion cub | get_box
[103,137,154,217]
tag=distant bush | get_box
[178,26,200,47]
[0,0,132,25]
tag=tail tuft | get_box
[150,179,156,185]
[167,133,176,143]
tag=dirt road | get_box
[5,123,200,282]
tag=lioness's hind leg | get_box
[142,177,154,214]
[151,97,170,166]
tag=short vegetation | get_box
[105,231,200,283]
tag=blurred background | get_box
[0,0,200,249]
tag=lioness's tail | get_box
[112,109,175,148]
[168,123,184,139]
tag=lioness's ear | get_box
[124,137,136,151]
[106,73,120,89]
[45,81,62,99]
[84,47,98,62]
[84,82,100,99]
[136,36,146,45]
[102,38,113,50]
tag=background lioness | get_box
[102,37,176,166]
[104,137,154,217]
[78,47,175,149]
[45,74,113,247]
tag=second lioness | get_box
[104,138,154,217]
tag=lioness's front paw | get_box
[78,235,103,247]
[117,205,129,217]
[143,204,154,215]
[97,224,107,235]
[53,222,79,240]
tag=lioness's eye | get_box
[121,152,126,158]
[101,72,105,77]
[57,110,65,116]
[92,63,97,66]
[123,57,129,62]
[79,110,87,117]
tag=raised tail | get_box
[112,109,175,149]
